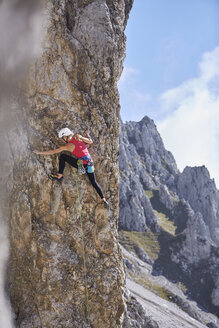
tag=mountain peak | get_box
[119,116,219,317]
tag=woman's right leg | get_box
[86,171,105,199]
[59,154,78,174]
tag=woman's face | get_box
[61,136,68,143]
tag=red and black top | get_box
[69,137,90,164]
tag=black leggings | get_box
[58,154,104,199]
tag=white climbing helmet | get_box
[58,127,73,139]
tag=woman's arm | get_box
[74,132,93,145]
[33,143,75,155]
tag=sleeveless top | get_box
[69,137,90,164]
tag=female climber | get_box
[33,128,109,208]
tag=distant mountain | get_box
[119,116,219,325]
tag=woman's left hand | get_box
[74,134,82,141]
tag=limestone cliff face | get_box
[9,1,133,327]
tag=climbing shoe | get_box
[103,199,109,210]
[77,159,86,175]
[49,173,63,181]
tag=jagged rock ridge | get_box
[119,116,219,321]
[119,116,178,232]
[8,1,134,327]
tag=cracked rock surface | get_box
[8,1,133,327]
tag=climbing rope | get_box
[73,170,91,326]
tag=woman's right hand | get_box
[84,130,91,139]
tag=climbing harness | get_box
[77,154,94,175]
[74,170,91,325]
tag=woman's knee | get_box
[60,153,67,161]
[60,154,77,168]
[87,172,95,183]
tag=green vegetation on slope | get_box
[128,269,176,302]
[154,210,176,236]
[145,189,177,236]
[119,230,160,261]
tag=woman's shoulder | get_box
[69,136,85,146]
[69,137,76,143]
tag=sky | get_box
[118,0,219,187]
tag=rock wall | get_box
[0,1,44,327]
[9,1,133,327]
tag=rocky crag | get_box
[119,116,219,326]
[0,1,44,327]
[7,1,134,327]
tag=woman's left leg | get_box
[50,154,78,180]
[86,172,104,199]
[59,153,78,174]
